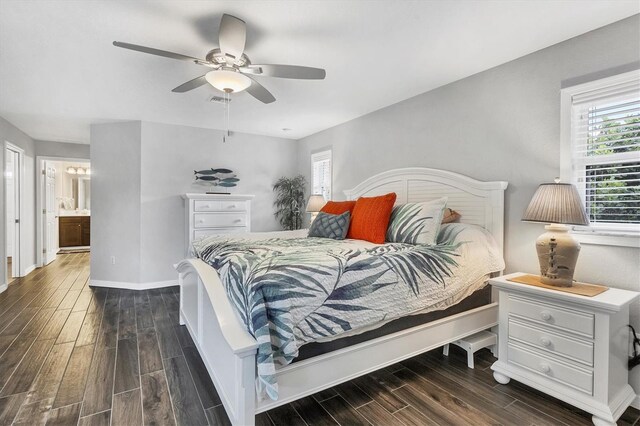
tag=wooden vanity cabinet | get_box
[59,216,90,247]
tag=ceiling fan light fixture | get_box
[205,70,251,93]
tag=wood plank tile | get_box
[75,312,101,347]
[95,299,118,349]
[154,317,182,359]
[352,372,407,413]
[392,385,472,426]
[55,310,86,344]
[86,289,107,314]
[114,338,139,394]
[0,307,39,336]
[141,371,176,426]
[0,338,55,396]
[112,388,142,426]
[320,395,369,426]
[134,293,154,331]
[392,405,439,426]
[334,380,372,409]
[256,412,274,426]
[24,342,74,405]
[0,392,27,425]
[164,355,208,426]
[504,400,565,426]
[118,305,136,340]
[72,291,93,312]
[174,325,195,348]
[45,402,81,426]
[205,405,232,426]
[57,290,81,311]
[12,397,52,426]
[182,345,221,408]
[312,387,337,403]
[53,345,94,408]
[138,328,163,375]
[357,400,403,426]
[290,396,337,426]
[37,309,71,341]
[81,347,116,416]
[78,410,111,426]
[265,404,306,426]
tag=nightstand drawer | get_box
[194,200,247,212]
[508,343,593,395]
[508,295,594,338]
[508,319,594,366]
[194,213,247,228]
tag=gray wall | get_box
[35,140,90,159]
[91,120,298,285]
[297,15,640,395]
[0,116,36,286]
[91,122,142,284]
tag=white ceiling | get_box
[0,1,638,144]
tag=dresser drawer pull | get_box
[228,205,237,209]
[539,337,551,347]
[203,204,211,209]
[539,363,551,374]
[540,311,552,321]
[197,219,204,224]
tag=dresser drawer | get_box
[194,200,247,212]
[508,343,593,395]
[508,319,594,366]
[193,228,247,240]
[508,295,594,338]
[194,213,246,228]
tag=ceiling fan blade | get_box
[218,14,246,62]
[246,77,275,104]
[172,75,208,93]
[243,64,326,80]
[113,41,203,63]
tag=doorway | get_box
[4,143,23,285]
[37,158,91,266]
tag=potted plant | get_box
[273,175,306,230]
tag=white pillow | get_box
[386,197,447,245]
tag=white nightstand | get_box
[490,273,639,426]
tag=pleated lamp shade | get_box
[522,183,589,226]
[306,194,326,213]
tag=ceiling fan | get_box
[113,14,326,104]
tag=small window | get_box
[311,150,332,201]
[561,70,640,246]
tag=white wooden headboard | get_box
[344,168,508,254]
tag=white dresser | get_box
[490,273,639,426]
[182,193,254,255]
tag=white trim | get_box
[631,394,640,410]
[560,69,640,246]
[0,283,7,294]
[4,141,26,277]
[90,279,178,290]
[23,264,36,276]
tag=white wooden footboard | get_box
[176,259,258,426]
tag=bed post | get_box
[236,353,257,426]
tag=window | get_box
[561,70,640,247]
[311,150,331,201]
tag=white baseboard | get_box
[23,264,37,276]
[0,283,7,294]
[90,279,178,290]
[631,394,640,410]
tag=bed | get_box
[175,167,508,425]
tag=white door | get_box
[43,163,57,265]
[5,146,21,279]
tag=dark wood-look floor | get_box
[0,254,638,426]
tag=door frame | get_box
[36,156,90,267]
[4,141,25,281]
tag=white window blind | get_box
[311,150,331,201]
[568,73,640,235]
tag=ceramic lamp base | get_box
[535,224,581,287]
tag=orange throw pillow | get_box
[321,200,356,215]
[348,193,397,243]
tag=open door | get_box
[5,144,22,282]
[43,162,57,265]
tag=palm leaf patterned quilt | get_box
[192,223,504,400]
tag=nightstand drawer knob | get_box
[540,311,552,321]
[540,337,551,347]
[539,363,551,374]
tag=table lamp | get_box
[522,180,590,287]
[306,194,326,224]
